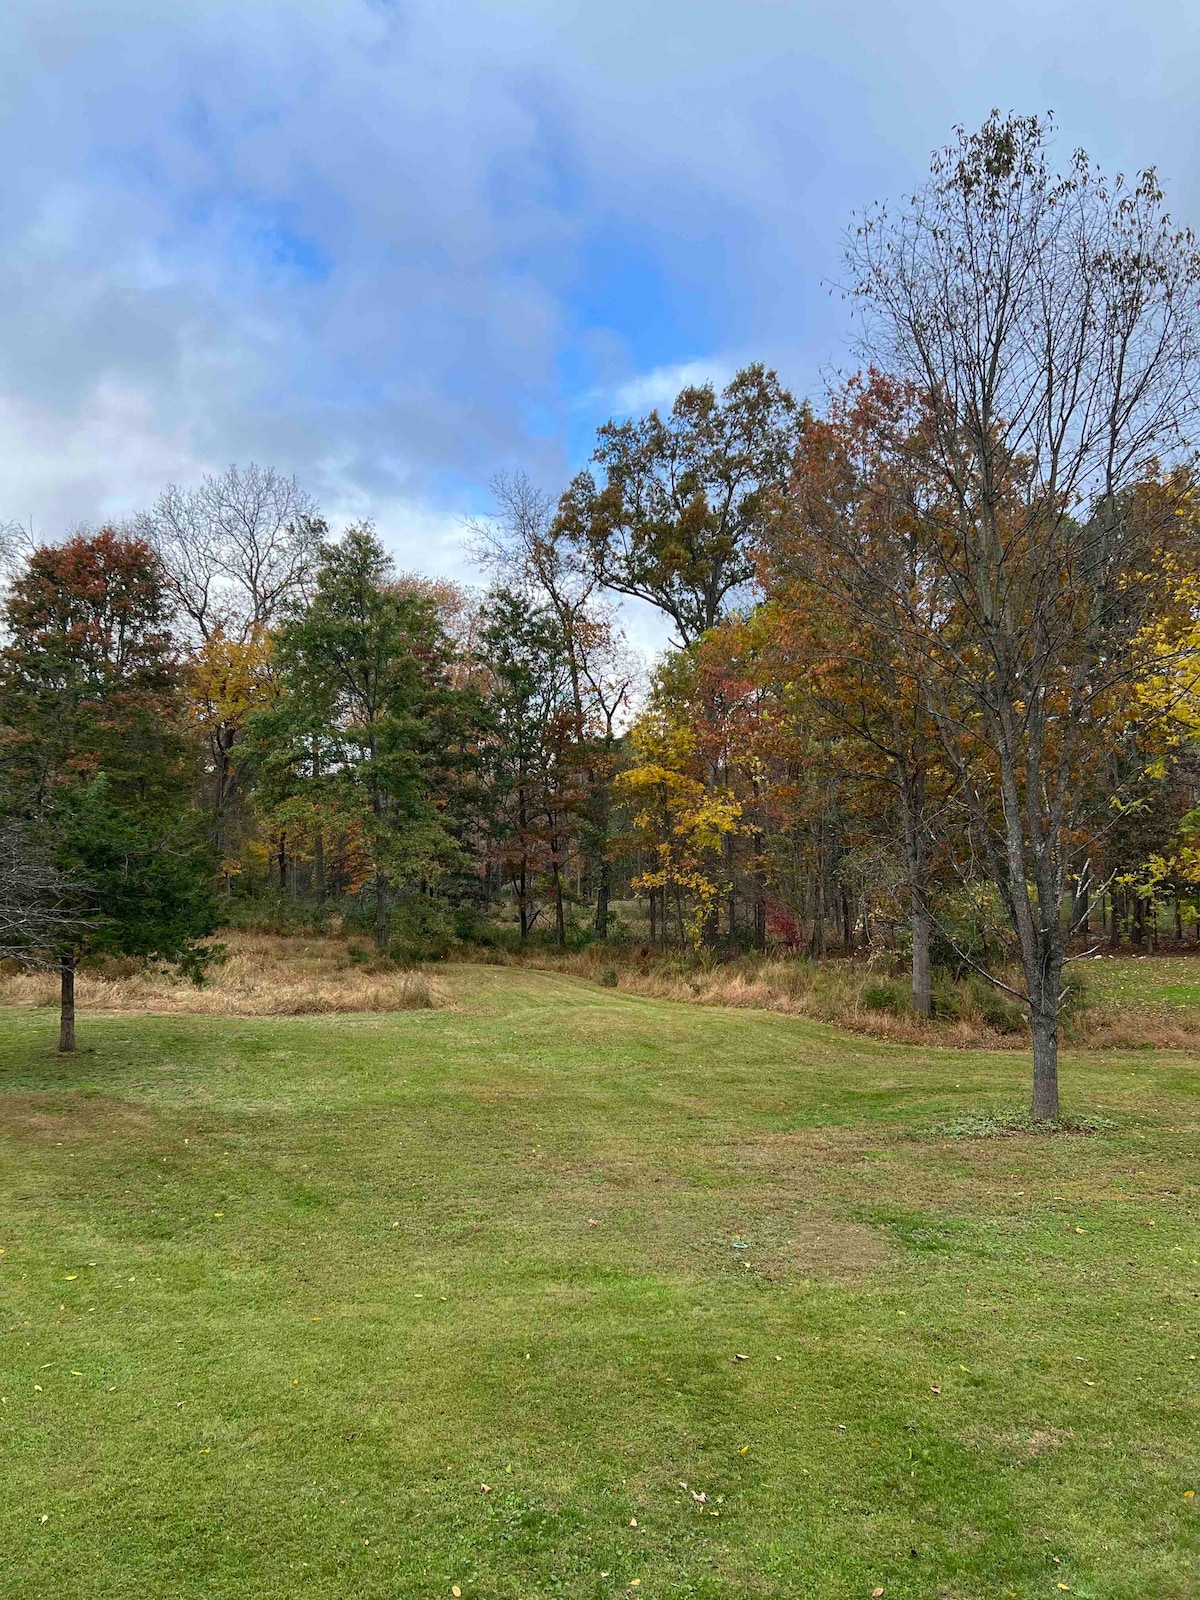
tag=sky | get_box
[5,0,1200,645]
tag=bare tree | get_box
[840,112,1200,1116]
[470,472,638,936]
[134,463,323,640]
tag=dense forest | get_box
[4,114,1200,1120]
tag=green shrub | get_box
[862,978,907,1013]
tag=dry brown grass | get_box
[0,931,450,1017]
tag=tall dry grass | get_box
[0,932,448,1017]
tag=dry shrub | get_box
[0,932,448,1017]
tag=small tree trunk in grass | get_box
[647,889,656,947]
[911,899,933,1018]
[1030,1008,1059,1119]
[59,954,76,1054]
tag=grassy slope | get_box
[0,967,1196,1599]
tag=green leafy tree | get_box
[556,364,804,644]
[476,587,581,944]
[260,524,470,948]
[0,529,216,1050]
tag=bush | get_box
[387,892,456,964]
[862,978,908,1013]
[599,968,619,988]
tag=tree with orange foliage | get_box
[823,114,1200,1116]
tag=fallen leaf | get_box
[1185,1489,1195,1500]
[691,1491,707,1503]
[33,1384,42,1392]
[739,1445,749,1454]
[1074,1228,1084,1235]
[929,1385,941,1395]
[452,1588,461,1597]
[873,1589,885,1597]
[480,1484,491,1493]
[629,1517,637,1527]
[65,1274,77,1281]
[733,1353,747,1361]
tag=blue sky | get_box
[4,0,1200,628]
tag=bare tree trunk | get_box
[751,847,768,951]
[374,870,389,950]
[553,831,566,949]
[59,954,76,1054]
[648,888,656,947]
[809,872,826,959]
[314,829,325,920]
[277,832,287,893]
[593,858,610,939]
[1030,1007,1060,1119]
[911,898,933,1019]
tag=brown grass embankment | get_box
[0,932,449,1017]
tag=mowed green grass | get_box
[0,967,1196,1600]
[1081,952,1200,1013]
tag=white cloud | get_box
[608,359,738,416]
[1,0,1199,582]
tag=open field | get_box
[0,965,1197,1598]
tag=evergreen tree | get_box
[0,529,216,1049]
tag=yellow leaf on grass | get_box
[1185,1489,1195,1500]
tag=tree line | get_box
[4,113,1200,1120]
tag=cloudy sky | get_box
[5,0,1200,609]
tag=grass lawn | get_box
[1079,952,1200,1014]
[0,965,1196,1598]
